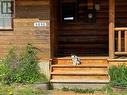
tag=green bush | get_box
[0,47,18,84]
[16,44,40,83]
[0,44,41,84]
[109,64,127,88]
[0,60,7,82]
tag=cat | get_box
[71,54,81,65]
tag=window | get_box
[0,0,14,30]
[62,3,76,21]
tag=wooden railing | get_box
[114,27,127,55]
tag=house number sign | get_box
[34,22,47,27]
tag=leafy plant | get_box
[109,64,127,88]
[0,47,19,84]
[15,43,40,83]
[0,44,41,84]
[100,85,113,94]
[0,60,7,81]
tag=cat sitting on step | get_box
[71,54,81,65]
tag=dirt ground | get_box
[51,90,105,95]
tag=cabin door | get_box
[54,0,109,57]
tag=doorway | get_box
[50,0,109,57]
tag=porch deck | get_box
[50,56,127,89]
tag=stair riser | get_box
[52,68,108,73]
[51,83,108,89]
[51,75,109,80]
[53,59,107,65]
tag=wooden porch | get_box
[50,57,109,84]
[51,0,127,58]
[50,0,127,88]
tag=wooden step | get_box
[51,72,108,76]
[50,58,109,85]
[51,75,109,80]
[51,66,108,74]
[52,58,108,65]
[51,65,108,68]
[50,79,109,83]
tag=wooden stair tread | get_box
[108,58,127,62]
[51,65,108,68]
[50,79,109,83]
[53,57,108,60]
[51,72,108,76]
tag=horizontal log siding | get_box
[57,0,109,56]
[0,0,50,60]
[15,0,50,19]
[116,0,127,27]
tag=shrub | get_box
[0,44,41,84]
[15,44,40,83]
[0,60,7,82]
[0,47,19,84]
[109,64,127,88]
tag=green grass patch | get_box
[0,84,48,95]
[62,87,95,94]
[61,85,127,95]
[109,64,127,88]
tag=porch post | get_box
[109,0,115,59]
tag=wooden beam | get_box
[125,31,127,52]
[115,27,127,31]
[109,0,115,58]
[50,0,58,58]
[115,52,127,55]
[118,31,122,52]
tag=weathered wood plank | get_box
[109,0,115,58]
[118,31,122,52]
[125,31,127,52]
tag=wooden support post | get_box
[118,31,122,52]
[109,0,115,58]
[125,31,127,52]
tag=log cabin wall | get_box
[0,0,50,77]
[0,0,50,60]
[57,0,109,57]
[116,0,127,27]
[115,0,127,51]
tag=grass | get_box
[0,84,49,95]
[62,87,95,94]
[109,65,127,88]
[61,85,127,95]
[1,84,127,95]
[108,89,127,95]
[35,74,49,83]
